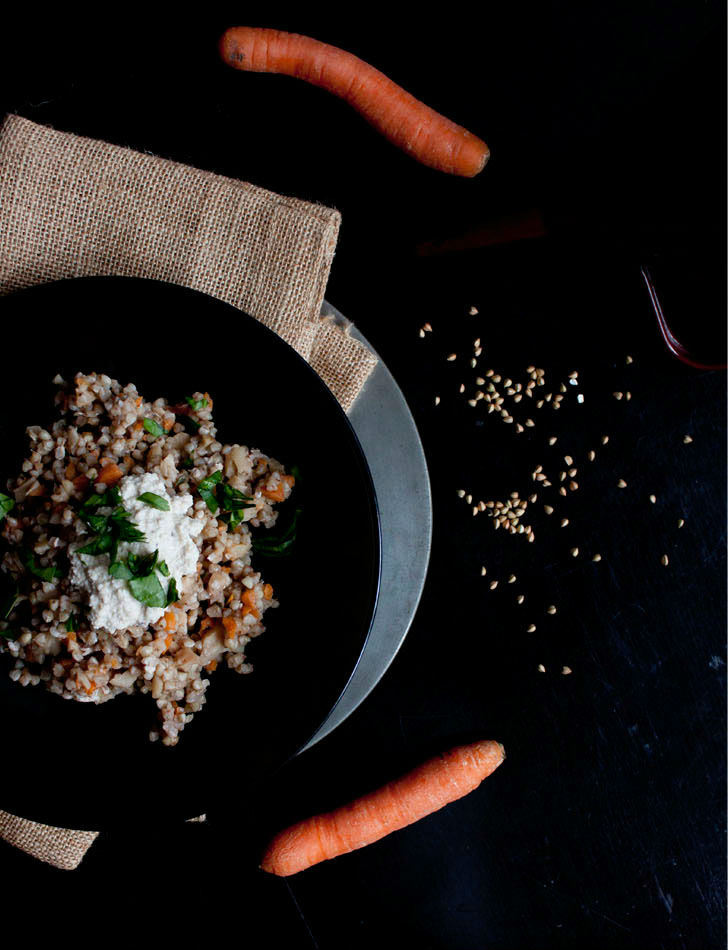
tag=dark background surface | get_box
[0,7,725,948]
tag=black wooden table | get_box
[1,10,725,948]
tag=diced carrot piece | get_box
[199,616,214,632]
[132,421,143,432]
[205,660,218,673]
[262,483,286,502]
[162,417,174,431]
[73,475,90,491]
[136,397,142,407]
[282,474,295,487]
[164,611,176,632]
[242,605,261,620]
[241,588,257,608]
[96,462,123,485]
[163,634,173,651]
[263,583,273,600]
[222,616,239,639]
[27,484,46,497]
[65,632,77,647]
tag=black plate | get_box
[0,277,381,830]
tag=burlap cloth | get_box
[0,113,378,870]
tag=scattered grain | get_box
[434,396,441,406]
[447,353,457,361]
[626,355,633,364]
[537,664,546,673]
[508,574,517,584]
[419,329,425,338]
[517,594,525,604]
[683,434,693,444]
[617,479,627,488]
[560,518,569,527]
[547,605,557,615]
[601,435,609,445]
[678,518,685,529]
[592,553,602,562]
[481,566,487,576]
[423,322,432,332]
[561,666,572,675]
[649,494,656,504]
[469,306,478,315]
[661,554,669,566]
[457,489,465,498]
[544,505,554,515]
[570,547,579,557]
[588,450,596,461]
[527,624,537,633]
[489,580,499,590]
[548,436,558,445]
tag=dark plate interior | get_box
[0,277,381,830]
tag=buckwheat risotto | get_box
[0,373,295,745]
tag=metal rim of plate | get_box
[301,302,432,750]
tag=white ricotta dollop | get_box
[69,472,203,633]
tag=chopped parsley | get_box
[128,572,167,608]
[0,584,22,620]
[185,395,208,411]
[197,470,222,513]
[157,560,170,577]
[196,471,254,528]
[0,493,15,521]
[252,508,302,558]
[23,549,64,581]
[0,627,19,641]
[137,492,170,511]
[65,613,78,633]
[180,456,195,470]
[143,418,165,438]
[77,490,145,563]
[166,577,179,606]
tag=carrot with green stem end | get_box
[260,738,505,876]
[219,27,490,177]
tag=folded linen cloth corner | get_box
[0,113,378,868]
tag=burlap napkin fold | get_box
[0,113,378,869]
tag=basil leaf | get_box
[185,396,208,410]
[128,573,167,608]
[157,560,170,577]
[65,613,77,632]
[181,456,195,470]
[23,550,64,580]
[109,560,133,580]
[0,493,15,521]
[198,470,222,513]
[166,577,179,606]
[143,418,165,438]
[137,492,170,511]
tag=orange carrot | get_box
[164,611,176,632]
[263,583,273,601]
[260,739,505,876]
[222,615,239,639]
[96,462,123,485]
[219,27,489,177]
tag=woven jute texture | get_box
[0,113,378,869]
[0,114,377,411]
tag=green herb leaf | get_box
[143,418,165,438]
[180,415,201,435]
[157,560,170,577]
[77,532,115,556]
[197,470,222,513]
[128,572,167,608]
[137,492,170,511]
[1,585,22,621]
[23,550,64,581]
[185,396,208,410]
[108,560,133,580]
[166,577,179,606]
[113,518,146,543]
[107,485,123,506]
[0,627,19,641]
[65,613,77,633]
[0,493,15,522]
[127,550,158,578]
[252,508,302,558]
[181,456,195,470]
